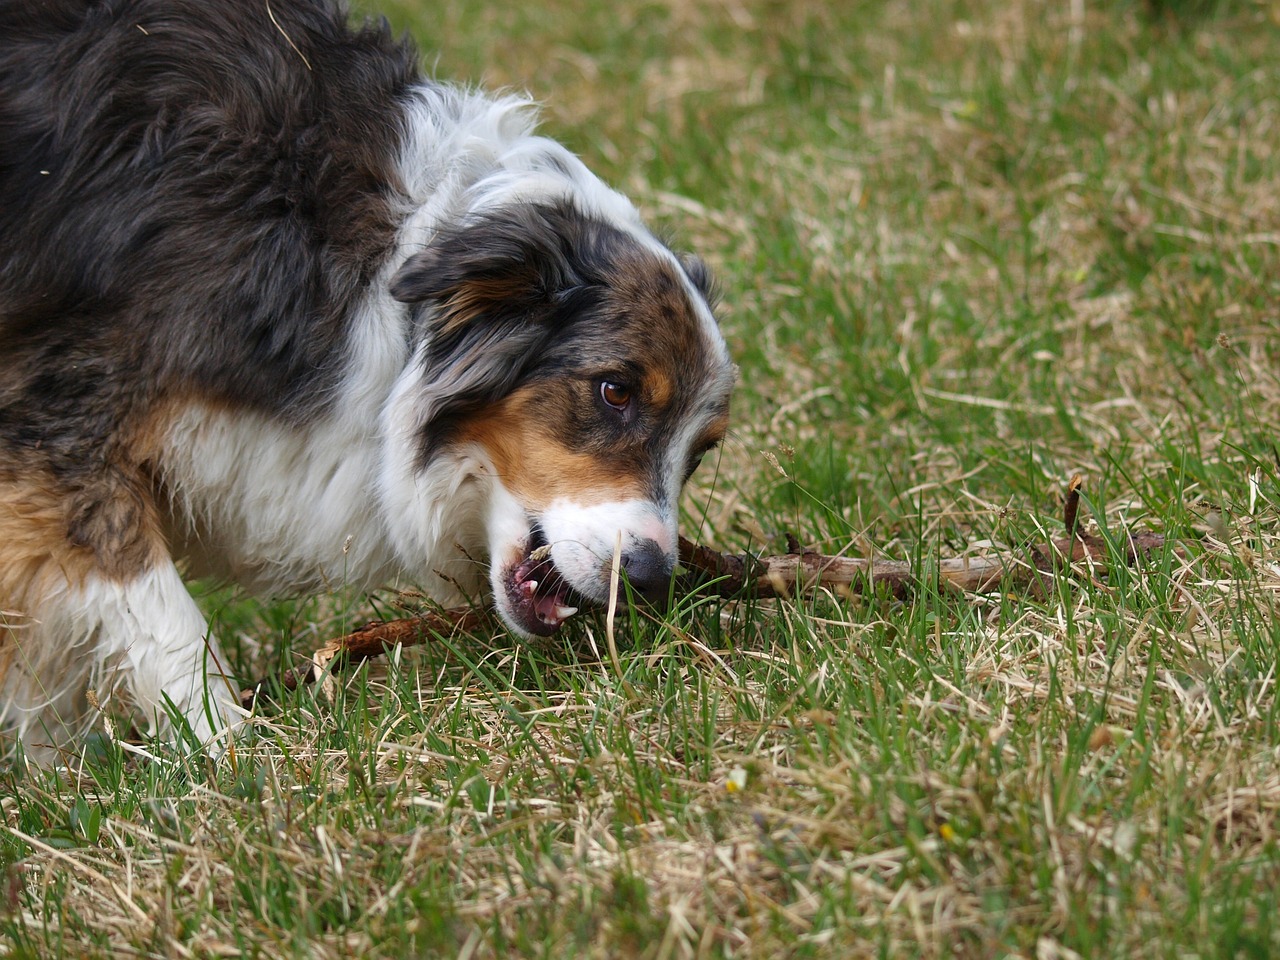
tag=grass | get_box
[5,0,1280,956]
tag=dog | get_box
[0,0,734,759]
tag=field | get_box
[5,0,1280,956]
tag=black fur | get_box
[0,0,417,482]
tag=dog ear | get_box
[389,204,603,463]
[677,252,719,309]
[389,204,583,330]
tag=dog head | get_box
[388,200,733,636]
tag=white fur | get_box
[391,86,647,253]
[156,86,570,602]
[479,480,678,633]
[483,475,537,577]
[539,498,675,601]
[159,82,676,601]
[2,564,239,761]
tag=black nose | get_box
[621,540,675,605]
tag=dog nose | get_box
[621,539,675,604]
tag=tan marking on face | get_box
[644,368,674,410]
[455,387,647,511]
[606,255,710,368]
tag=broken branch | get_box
[675,528,1170,602]
[240,607,488,710]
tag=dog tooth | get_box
[519,580,538,599]
[554,604,578,620]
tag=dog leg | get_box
[75,563,242,750]
[4,567,243,760]
[0,635,94,765]
[0,470,242,760]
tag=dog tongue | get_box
[518,578,578,628]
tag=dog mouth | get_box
[503,525,582,637]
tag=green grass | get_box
[6,0,1280,956]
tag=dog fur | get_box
[0,0,733,759]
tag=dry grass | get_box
[6,0,1280,956]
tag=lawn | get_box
[5,0,1280,956]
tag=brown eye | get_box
[600,381,632,411]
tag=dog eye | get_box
[599,380,633,411]
[684,440,720,481]
[683,454,704,482]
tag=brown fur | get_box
[443,245,730,507]
[0,0,736,754]
[693,414,731,454]
[457,385,649,507]
[0,470,99,687]
[0,460,166,627]
[604,250,712,365]
[1,472,100,607]
[0,396,174,688]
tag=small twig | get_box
[264,0,311,70]
[240,607,487,709]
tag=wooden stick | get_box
[240,480,1174,707]
[676,528,1169,602]
[240,607,488,709]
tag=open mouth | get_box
[504,525,582,637]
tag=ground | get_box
[3,0,1280,957]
